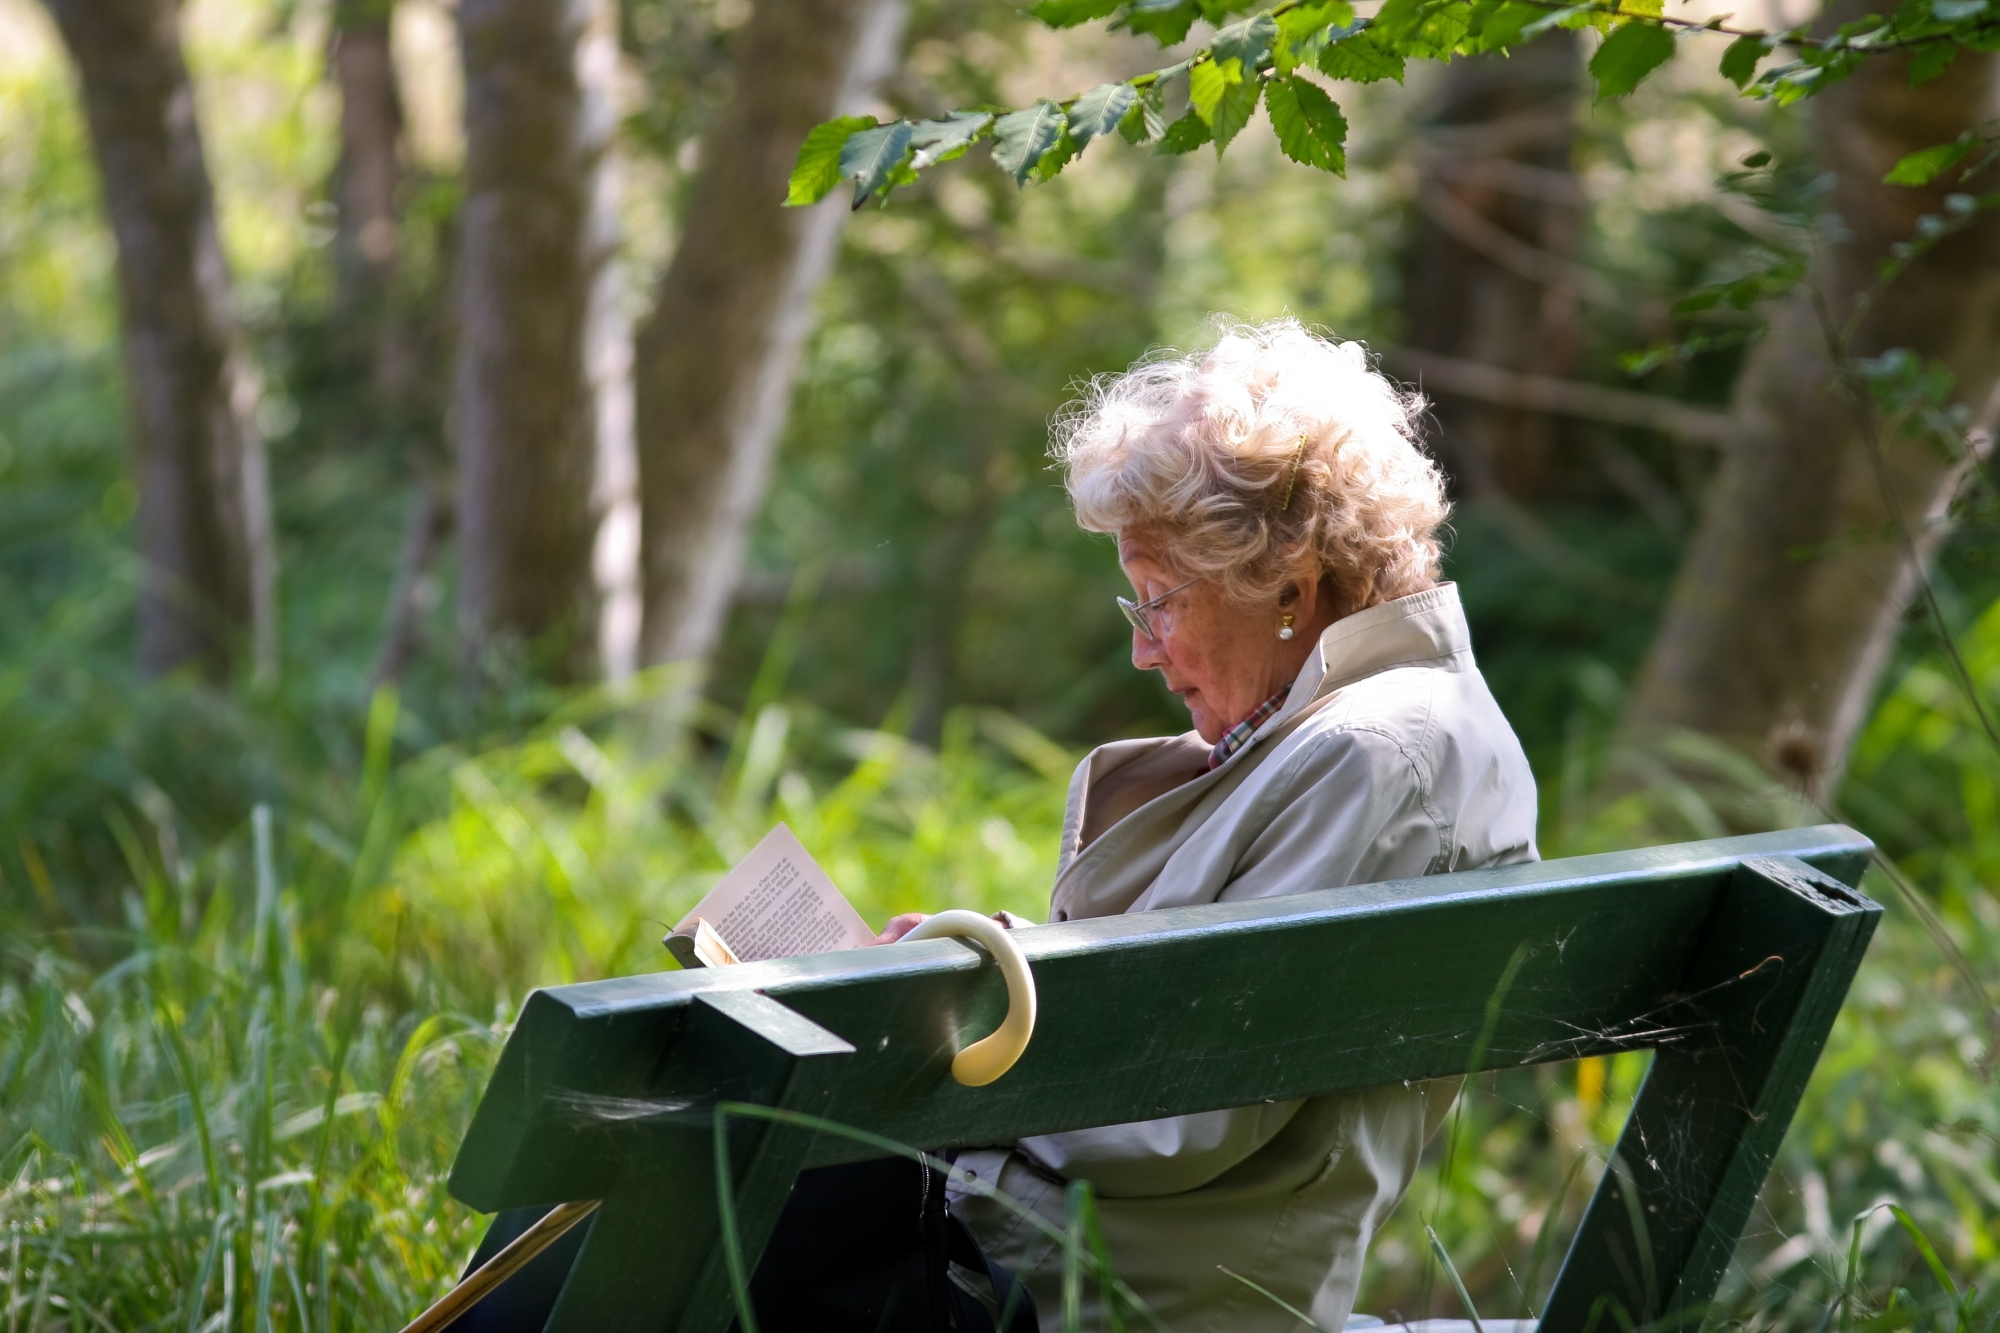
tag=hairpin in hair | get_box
[1277,434,1309,512]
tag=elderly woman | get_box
[932,319,1539,1331]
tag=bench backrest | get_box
[449,824,1879,1333]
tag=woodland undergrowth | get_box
[1,607,1996,1332]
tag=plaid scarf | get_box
[1207,685,1290,770]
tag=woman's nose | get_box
[1132,627,1168,669]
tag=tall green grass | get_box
[0,666,1073,1329]
[2,627,1995,1330]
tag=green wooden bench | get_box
[444,824,1880,1332]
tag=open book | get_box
[664,824,874,969]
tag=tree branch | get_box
[1382,346,1753,447]
[1416,181,1624,307]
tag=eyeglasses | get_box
[1117,577,1201,641]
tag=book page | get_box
[673,824,874,962]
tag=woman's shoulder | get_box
[1285,659,1526,776]
[1262,663,1538,868]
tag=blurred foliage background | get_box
[1,0,1997,1326]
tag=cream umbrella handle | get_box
[902,910,1038,1087]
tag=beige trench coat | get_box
[950,583,1539,1333]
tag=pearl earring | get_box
[1277,613,1296,641]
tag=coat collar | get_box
[1268,582,1472,731]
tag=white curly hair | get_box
[1050,317,1447,616]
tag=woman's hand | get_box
[870,910,1030,945]
[870,912,930,945]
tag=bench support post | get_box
[542,990,854,1333]
[1540,855,1879,1329]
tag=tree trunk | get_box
[331,0,402,324]
[897,267,1015,746]
[454,0,626,680]
[634,0,906,671]
[46,0,276,682]
[329,0,420,404]
[1399,32,1586,499]
[1622,36,2000,788]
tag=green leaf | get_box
[1188,59,1235,121]
[1189,58,1261,150]
[1578,0,1655,33]
[1118,83,1168,143]
[1466,0,1547,50]
[1029,0,1123,26]
[1213,12,1278,72]
[1122,0,1201,43]
[786,116,875,206]
[1719,32,1773,87]
[1214,77,1262,149]
[1907,38,1959,84]
[1068,83,1139,148]
[1369,0,1425,41]
[1265,73,1347,173]
[1277,0,1352,38]
[1833,12,1889,41]
[991,100,1068,185]
[1156,108,1213,154]
[1033,128,1082,181]
[840,120,914,205]
[908,111,993,170]
[1932,0,1987,19]
[1510,2,1591,38]
[1589,21,1677,100]
[1884,133,1978,186]
[1369,0,1470,55]
[1672,255,1805,313]
[1275,0,1352,71]
[1749,56,1830,105]
[1317,24,1407,81]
